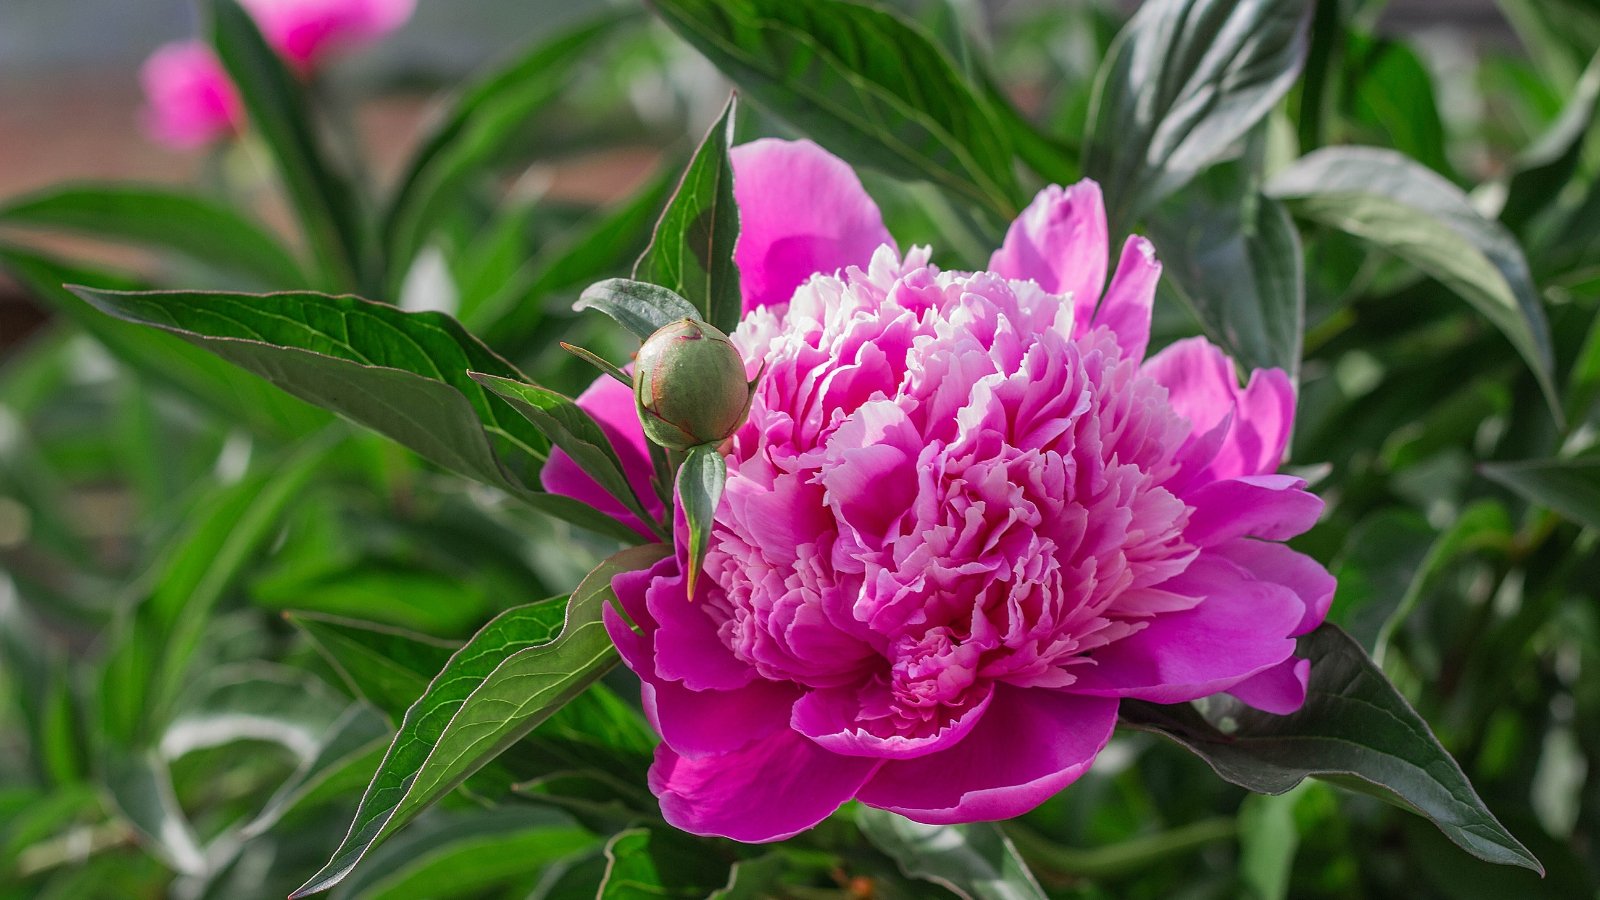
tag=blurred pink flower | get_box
[240,0,415,70]
[140,41,245,150]
[547,140,1334,842]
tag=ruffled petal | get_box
[790,681,994,760]
[1069,555,1303,703]
[1140,337,1296,483]
[855,687,1117,824]
[650,730,881,842]
[989,182,1109,329]
[1091,236,1161,362]
[646,677,801,759]
[1226,656,1310,714]
[731,139,895,312]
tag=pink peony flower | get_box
[239,0,415,70]
[140,41,245,150]
[546,139,1334,842]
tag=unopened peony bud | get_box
[634,318,753,451]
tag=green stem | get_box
[1004,818,1236,882]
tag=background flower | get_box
[139,40,244,149]
[240,0,416,70]
[551,140,1335,842]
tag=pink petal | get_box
[140,41,243,150]
[1227,656,1311,714]
[650,730,881,842]
[989,181,1108,327]
[241,0,414,69]
[1069,555,1303,703]
[790,681,994,760]
[1211,538,1335,636]
[1091,236,1161,361]
[1140,337,1296,483]
[1185,475,1324,546]
[731,139,895,312]
[645,677,801,759]
[538,374,661,540]
[855,687,1117,824]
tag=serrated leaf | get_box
[208,0,371,292]
[291,544,670,897]
[1479,456,1600,531]
[1120,624,1543,874]
[471,373,660,537]
[635,95,742,333]
[73,286,641,543]
[677,444,726,599]
[0,183,306,288]
[575,278,700,340]
[1085,0,1311,232]
[383,15,624,289]
[858,810,1046,900]
[1267,146,1561,421]
[650,0,1019,217]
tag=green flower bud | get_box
[634,318,753,451]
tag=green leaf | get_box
[383,15,624,289]
[677,444,726,599]
[1120,624,1543,874]
[73,286,641,543]
[598,828,733,899]
[1147,164,1305,378]
[471,373,660,537]
[1342,35,1453,180]
[1498,51,1600,234]
[1268,146,1561,421]
[0,183,305,288]
[475,164,678,347]
[858,810,1046,900]
[635,95,742,334]
[575,278,700,341]
[291,544,670,898]
[650,0,1019,216]
[1084,0,1311,232]
[209,0,372,292]
[98,441,333,746]
[0,243,330,437]
[338,809,595,900]
[288,613,458,722]
[1479,456,1600,531]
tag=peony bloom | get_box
[140,41,245,150]
[239,0,415,71]
[546,139,1334,842]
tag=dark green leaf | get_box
[1499,52,1600,234]
[0,243,330,437]
[0,183,305,288]
[1342,35,1453,180]
[98,442,332,746]
[575,278,700,341]
[209,0,372,292]
[650,0,1019,216]
[858,810,1046,900]
[73,286,641,542]
[288,613,458,722]
[598,828,732,899]
[1120,624,1543,873]
[677,444,725,599]
[1085,0,1311,232]
[383,15,624,288]
[1147,163,1305,378]
[291,544,670,898]
[471,373,660,536]
[475,164,678,347]
[635,95,742,333]
[1479,457,1600,531]
[1268,146,1561,421]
